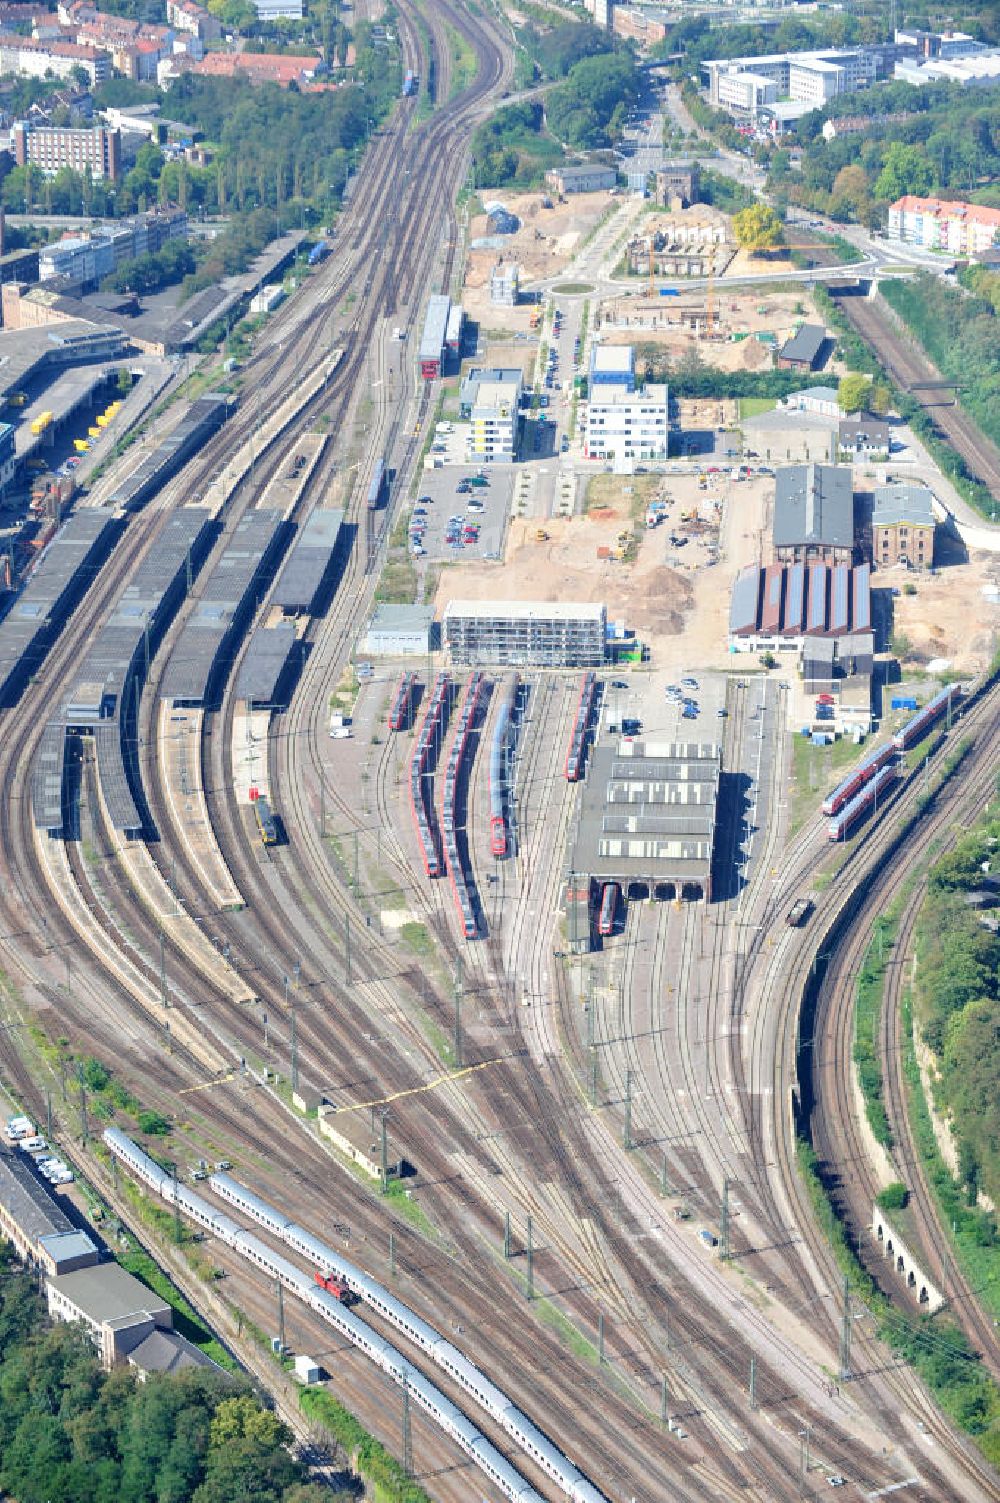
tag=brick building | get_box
[872,484,935,569]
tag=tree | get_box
[870,384,891,416]
[838,373,871,413]
[732,203,783,253]
[829,163,870,223]
[874,141,934,202]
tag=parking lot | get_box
[597,669,730,741]
[407,466,513,563]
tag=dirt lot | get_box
[596,285,827,371]
[433,469,771,670]
[886,555,1000,676]
[463,189,612,330]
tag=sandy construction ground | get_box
[433,469,771,672]
[463,189,612,330]
[886,554,1000,675]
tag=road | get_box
[0,25,997,1503]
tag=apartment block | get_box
[443,600,607,667]
[12,121,121,180]
[887,195,1000,258]
[584,383,669,464]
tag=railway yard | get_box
[0,5,998,1503]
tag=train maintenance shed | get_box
[576,737,721,900]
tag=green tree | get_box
[838,373,871,413]
[210,1395,290,1450]
[874,141,934,202]
[732,203,783,252]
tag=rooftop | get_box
[0,1147,81,1244]
[127,1329,220,1375]
[49,1262,171,1326]
[366,603,435,634]
[744,407,838,432]
[773,464,853,549]
[873,483,935,527]
[779,323,828,364]
[591,345,634,374]
[235,622,297,705]
[418,294,451,363]
[270,507,343,611]
[587,383,668,408]
[443,599,606,623]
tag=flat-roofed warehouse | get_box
[443,599,606,667]
[578,738,721,899]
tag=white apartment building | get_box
[887,196,1000,257]
[584,383,669,465]
[465,372,522,462]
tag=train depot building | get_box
[574,736,721,904]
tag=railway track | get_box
[753,680,1000,1499]
[807,714,1000,1381]
[834,289,1000,500]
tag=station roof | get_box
[159,509,284,704]
[108,395,228,510]
[270,508,343,611]
[66,508,212,717]
[773,464,853,550]
[0,508,117,694]
[236,622,297,705]
[30,719,69,833]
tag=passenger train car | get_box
[100,1129,608,1503]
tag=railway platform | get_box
[159,704,245,914]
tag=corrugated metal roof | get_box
[729,566,760,634]
[853,563,871,632]
[785,562,805,633]
[774,464,853,549]
[418,294,451,363]
[806,563,827,633]
[761,564,784,632]
[830,564,850,635]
